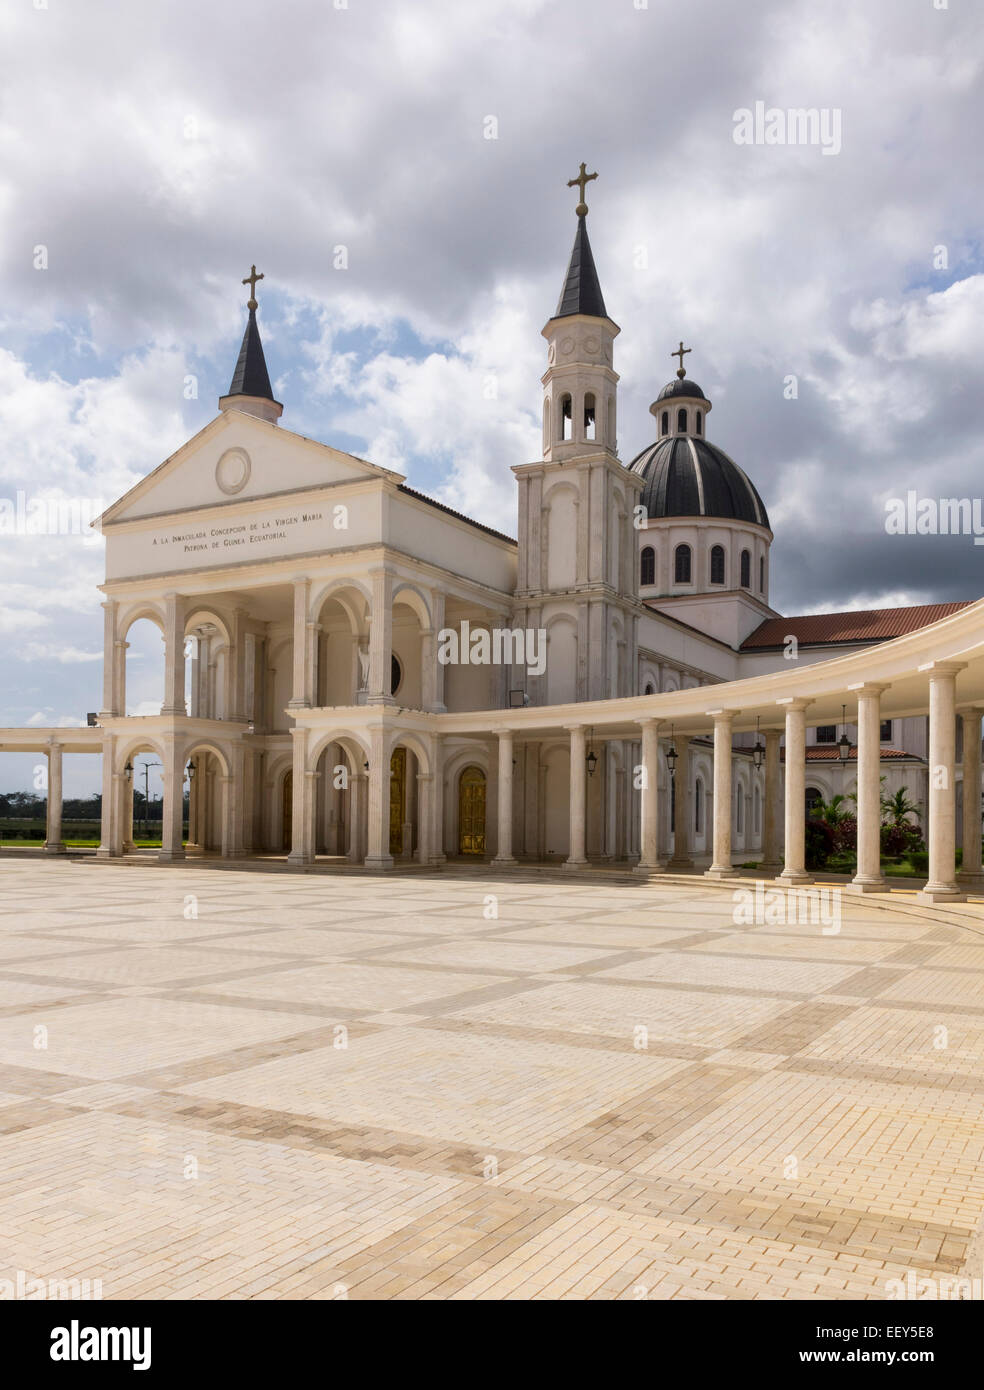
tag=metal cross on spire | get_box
[672,341,692,378]
[567,162,598,218]
[242,264,264,311]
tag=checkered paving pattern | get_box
[0,859,982,1300]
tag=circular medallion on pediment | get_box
[215,447,251,495]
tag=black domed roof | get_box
[629,436,770,528]
[656,377,707,402]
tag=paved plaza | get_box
[0,859,982,1300]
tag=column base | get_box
[956,870,984,889]
[286,849,313,866]
[563,858,589,872]
[159,704,187,717]
[704,866,739,880]
[632,863,666,878]
[774,871,812,887]
[916,885,967,905]
[492,856,518,868]
[847,877,886,894]
[95,846,117,860]
[43,843,66,854]
[157,848,186,863]
[758,860,783,876]
[364,855,395,873]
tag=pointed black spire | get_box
[555,215,607,318]
[228,307,274,400]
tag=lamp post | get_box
[586,726,598,778]
[753,716,765,771]
[666,725,678,779]
[138,760,162,838]
[837,704,851,764]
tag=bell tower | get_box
[513,167,643,705]
[540,164,619,463]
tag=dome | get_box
[629,435,770,528]
[655,377,708,402]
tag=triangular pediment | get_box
[99,410,402,527]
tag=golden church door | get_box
[282,770,293,852]
[458,766,486,856]
[389,748,406,856]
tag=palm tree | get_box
[816,793,850,827]
[881,786,921,827]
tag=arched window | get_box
[805,786,823,816]
[674,543,692,584]
[695,778,703,834]
[740,549,751,588]
[560,394,572,441]
[759,555,765,592]
[661,410,669,436]
[677,407,688,432]
[710,544,725,585]
[583,392,596,441]
[695,412,702,435]
[644,682,655,696]
[640,546,655,586]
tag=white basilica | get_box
[5,173,984,906]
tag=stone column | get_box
[287,727,313,865]
[430,592,447,712]
[99,601,119,717]
[431,735,447,864]
[347,770,366,863]
[634,718,664,875]
[367,568,394,704]
[287,579,312,711]
[43,741,65,853]
[221,744,246,858]
[775,698,812,885]
[849,682,889,893]
[760,729,783,873]
[918,662,967,903]
[493,729,517,866]
[669,736,693,869]
[160,593,187,716]
[159,738,186,862]
[364,725,393,870]
[706,711,738,878]
[97,735,120,859]
[416,772,433,865]
[957,708,984,887]
[564,725,588,869]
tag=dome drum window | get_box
[640,546,655,586]
[674,543,692,584]
[710,545,726,585]
[740,549,751,588]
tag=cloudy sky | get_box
[1,0,982,793]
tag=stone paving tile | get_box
[0,859,981,1301]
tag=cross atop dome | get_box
[671,341,692,379]
[567,162,598,219]
[242,263,264,312]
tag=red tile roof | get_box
[796,745,919,762]
[741,602,973,651]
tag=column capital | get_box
[958,704,984,715]
[638,717,661,733]
[705,707,737,721]
[777,696,813,711]
[847,681,890,696]
[917,660,967,676]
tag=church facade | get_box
[5,179,984,907]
